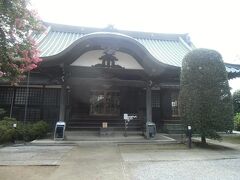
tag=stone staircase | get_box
[67,114,144,131]
[161,119,185,134]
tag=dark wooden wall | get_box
[68,86,145,130]
[70,85,90,116]
[70,86,145,116]
[160,89,172,120]
[152,90,161,127]
[0,86,60,128]
[120,87,145,115]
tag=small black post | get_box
[13,123,17,143]
[124,120,128,137]
[187,125,192,149]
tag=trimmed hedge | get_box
[0,117,49,144]
[234,113,240,131]
[179,49,233,143]
[233,90,240,114]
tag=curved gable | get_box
[71,50,144,70]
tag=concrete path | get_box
[64,131,177,142]
[0,144,73,166]
[0,139,240,180]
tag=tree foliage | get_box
[233,89,240,114]
[0,0,44,84]
[179,49,233,143]
[234,113,240,131]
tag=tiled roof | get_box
[34,23,193,67]
[225,63,240,78]
[34,23,240,76]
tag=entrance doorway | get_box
[66,85,145,131]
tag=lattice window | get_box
[152,91,160,108]
[15,87,27,105]
[14,87,43,105]
[28,88,43,105]
[44,88,60,106]
[12,107,41,121]
[90,90,120,115]
[0,87,14,105]
[26,108,41,121]
[43,108,59,121]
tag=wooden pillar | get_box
[146,86,152,122]
[40,85,45,120]
[59,85,66,122]
[9,86,16,118]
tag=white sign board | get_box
[102,122,108,128]
[124,113,128,120]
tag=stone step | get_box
[163,124,185,134]
[66,126,143,131]
[67,121,143,125]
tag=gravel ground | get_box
[127,159,240,180]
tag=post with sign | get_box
[187,125,192,149]
[123,114,128,137]
[13,123,17,143]
[123,113,137,137]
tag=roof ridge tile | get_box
[43,22,188,41]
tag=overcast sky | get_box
[30,0,240,91]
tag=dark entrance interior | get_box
[67,85,145,131]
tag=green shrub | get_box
[179,49,233,144]
[233,90,240,114]
[33,120,49,138]
[0,119,49,144]
[234,113,240,131]
[26,121,49,140]
[2,117,16,122]
[0,118,17,143]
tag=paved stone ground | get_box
[119,144,240,180]
[64,131,176,142]
[0,144,73,165]
[0,138,240,180]
[126,159,240,180]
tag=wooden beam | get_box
[59,85,66,122]
[67,77,147,87]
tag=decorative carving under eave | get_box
[93,49,123,69]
